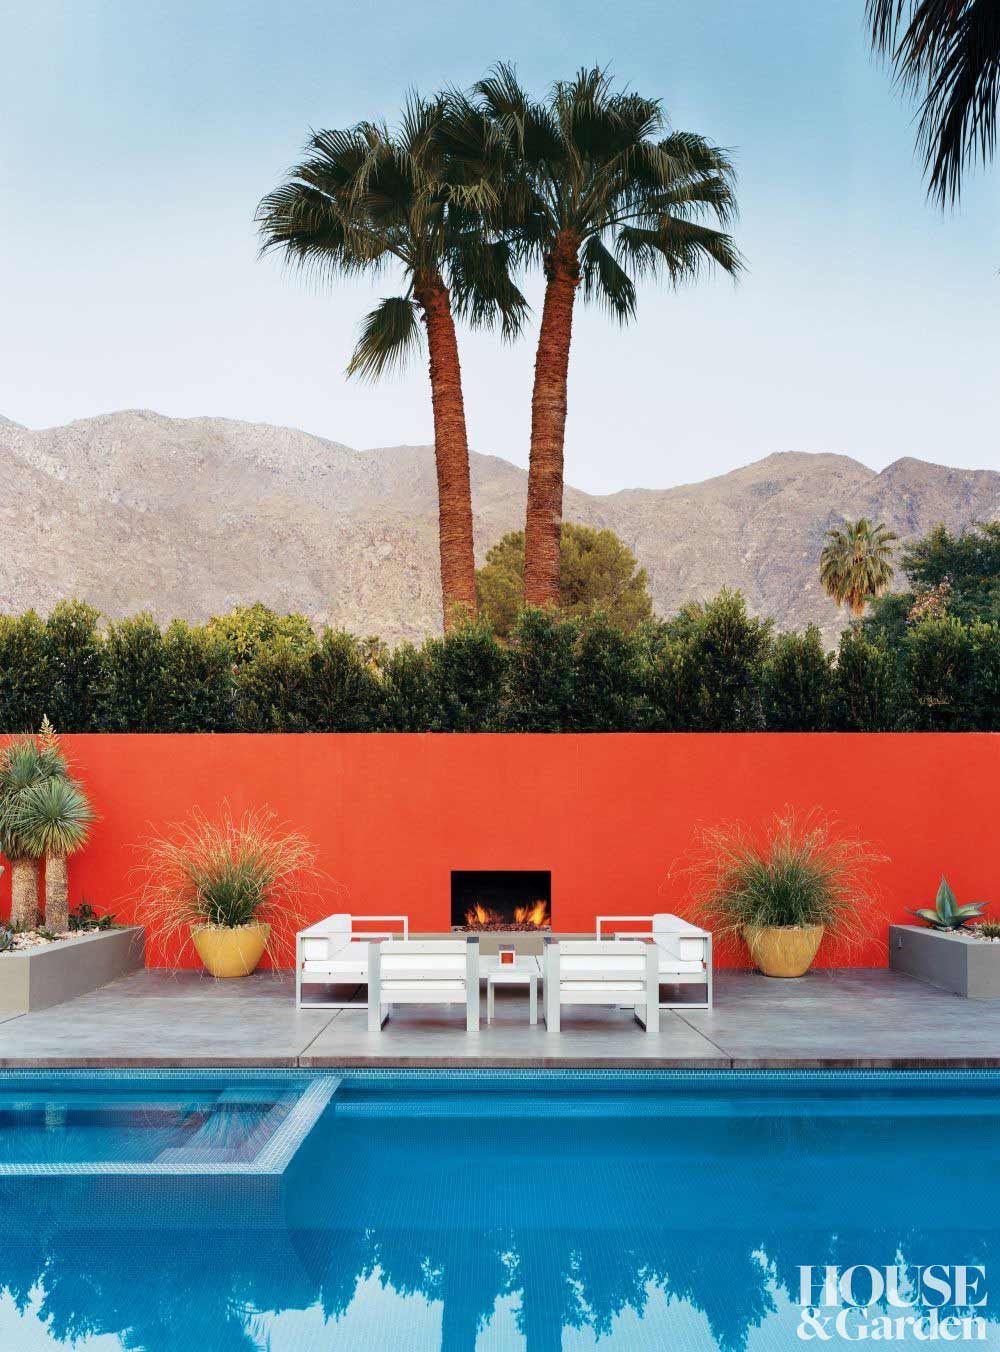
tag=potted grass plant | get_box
[684,809,885,978]
[134,805,321,977]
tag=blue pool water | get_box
[0,1069,998,1350]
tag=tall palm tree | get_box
[0,737,67,930]
[868,1,1000,203]
[820,518,899,617]
[470,66,742,607]
[257,97,526,629]
[14,777,95,932]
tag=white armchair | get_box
[596,913,712,1009]
[295,913,408,1009]
[543,939,659,1034]
[368,938,480,1032]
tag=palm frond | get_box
[616,218,744,284]
[346,296,422,381]
[581,236,636,319]
[867,0,1000,203]
[449,238,528,339]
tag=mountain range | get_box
[2,409,997,646]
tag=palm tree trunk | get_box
[414,275,477,631]
[523,233,580,608]
[45,853,69,932]
[10,857,39,930]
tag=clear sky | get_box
[2,0,997,494]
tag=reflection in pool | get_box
[0,1071,998,1350]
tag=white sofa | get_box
[596,913,713,1009]
[542,939,659,1033]
[368,938,481,1032]
[295,913,408,1009]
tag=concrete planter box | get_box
[0,927,145,1017]
[889,924,1000,999]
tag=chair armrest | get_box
[595,914,653,939]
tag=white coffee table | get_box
[482,955,541,1025]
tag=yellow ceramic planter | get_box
[191,923,270,978]
[744,924,824,978]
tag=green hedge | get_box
[0,594,997,733]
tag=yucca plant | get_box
[909,876,986,930]
[13,777,96,932]
[0,737,68,930]
[682,809,886,963]
[133,805,323,968]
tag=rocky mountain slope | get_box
[1,409,997,645]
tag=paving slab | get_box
[0,967,998,1068]
[679,968,1000,1067]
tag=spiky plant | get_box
[13,777,96,932]
[681,809,887,961]
[820,518,899,617]
[0,737,68,929]
[257,95,526,630]
[132,805,324,967]
[468,65,742,607]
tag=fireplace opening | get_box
[451,871,551,931]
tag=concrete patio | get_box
[0,967,998,1068]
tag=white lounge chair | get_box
[295,913,408,1009]
[543,938,659,1034]
[596,913,713,1009]
[368,938,480,1032]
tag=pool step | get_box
[154,1092,300,1165]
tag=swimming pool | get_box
[0,1069,997,1350]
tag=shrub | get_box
[762,626,832,731]
[99,613,167,732]
[969,622,1000,732]
[427,621,506,732]
[668,591,772,731]
[567,614,645,732]
[502,608,577,731]
[205,602,316,664]
[309,630,380,731]
[903,615,974,730]
[377,643,439,731]
[832,628,899,731]
[0,611,50,732]
[235,635,318,732]
[44,601,102,731]
[159,622,235,732]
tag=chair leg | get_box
[467,989,479,1032]
[487,982,494,1024]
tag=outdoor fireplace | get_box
[451,871,551,932]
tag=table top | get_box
[481,955,541,981]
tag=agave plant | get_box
[13,777,96,932]
[909,876,986,931]
[0,737,68,929]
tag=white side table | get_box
[483,955,540,1025]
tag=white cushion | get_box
[560,981,646,995]
[656,955,705,975]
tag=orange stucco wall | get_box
[4,733,997,967]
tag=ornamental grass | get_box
[680,808,887,962]
[133,804,325,967]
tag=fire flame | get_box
[514,900,549,928]
[462,899,550,929]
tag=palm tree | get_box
[868,1,1000,203]
[0,737,67,930]
[470,66,742,607]
[257,96,526,629]
[820,518,899,617]
[14,778,95,932]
